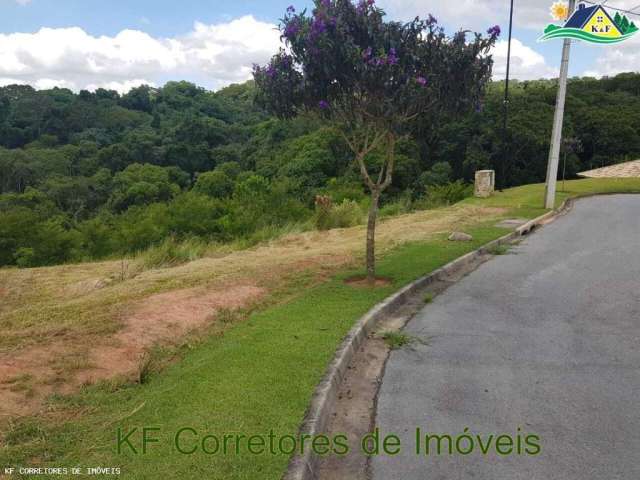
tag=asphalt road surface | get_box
[372,195,640,480]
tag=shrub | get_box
[379,196,413,218]
[420,161,453,187]
[137,236,208,269]
[419,180,473,208]
[166,192,227,238]
[229,175,309,236]
[14,247,36,268]
[113,203,171,253]
[318,177,367,204]
[315,197,363,230]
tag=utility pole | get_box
[502,0,515,191]
[544,0,576,209]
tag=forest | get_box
[1,72,640,267]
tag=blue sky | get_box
[0,0,309,37]
[0,0,638,92]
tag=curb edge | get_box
[283,197,575,480]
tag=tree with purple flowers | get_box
[254,0,499,283]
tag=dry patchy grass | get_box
[0,201,507,418]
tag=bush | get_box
[14,247,36,268]
[379,196,412,218]
[228,175,309,236]
[415,180,473,209]
[318,177,367,204]
[428,180,473,206]
[315,198,363,230]
[112,203,171,253]
[166,192,227,238]
[137,236,208,269]
[420,161,453,187]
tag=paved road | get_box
[372,195,640,480]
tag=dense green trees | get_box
[0,65,639,267]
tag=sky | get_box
[0,0,639,93]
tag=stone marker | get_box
[474,170,495,198]
[448,232,473,242]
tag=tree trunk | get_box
[366,189,380,284]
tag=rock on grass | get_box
[448,232,473,241]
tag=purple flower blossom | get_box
[266,65,277,78]
[310,18,327,37]
[284,20,301,39]
[281,55,292,68]
[487,25,501,37]
[367,0,375,5]
[427,14,438,25]
[286,5,296,13]
[387,48,398,65]
[416,76,427,87]
[320,0,331,7]
[319,100,330,109]
[362,47,372,60]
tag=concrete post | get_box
[474,170,495,198]
[544,0,576,209]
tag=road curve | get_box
[372,195,640,480]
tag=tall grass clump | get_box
[379,196,413,218]
[314,195,364,230]
[137,236,208,269]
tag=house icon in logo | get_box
[540,2,639,44]
[564,4,622,37]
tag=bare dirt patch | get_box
[87,285,265,382]
[0,284,265,420]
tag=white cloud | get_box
[15,0,32,5]
[0,77,27,86]
[582,34,640,78]
[379,0,559,31]
[85,79,156,94]
[33,78,75,90]
[0,15,281,93]
[491,38,559,80]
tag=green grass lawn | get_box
[2,179,639,479]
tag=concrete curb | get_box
[283,199,574,480]
[516,197,572,235]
